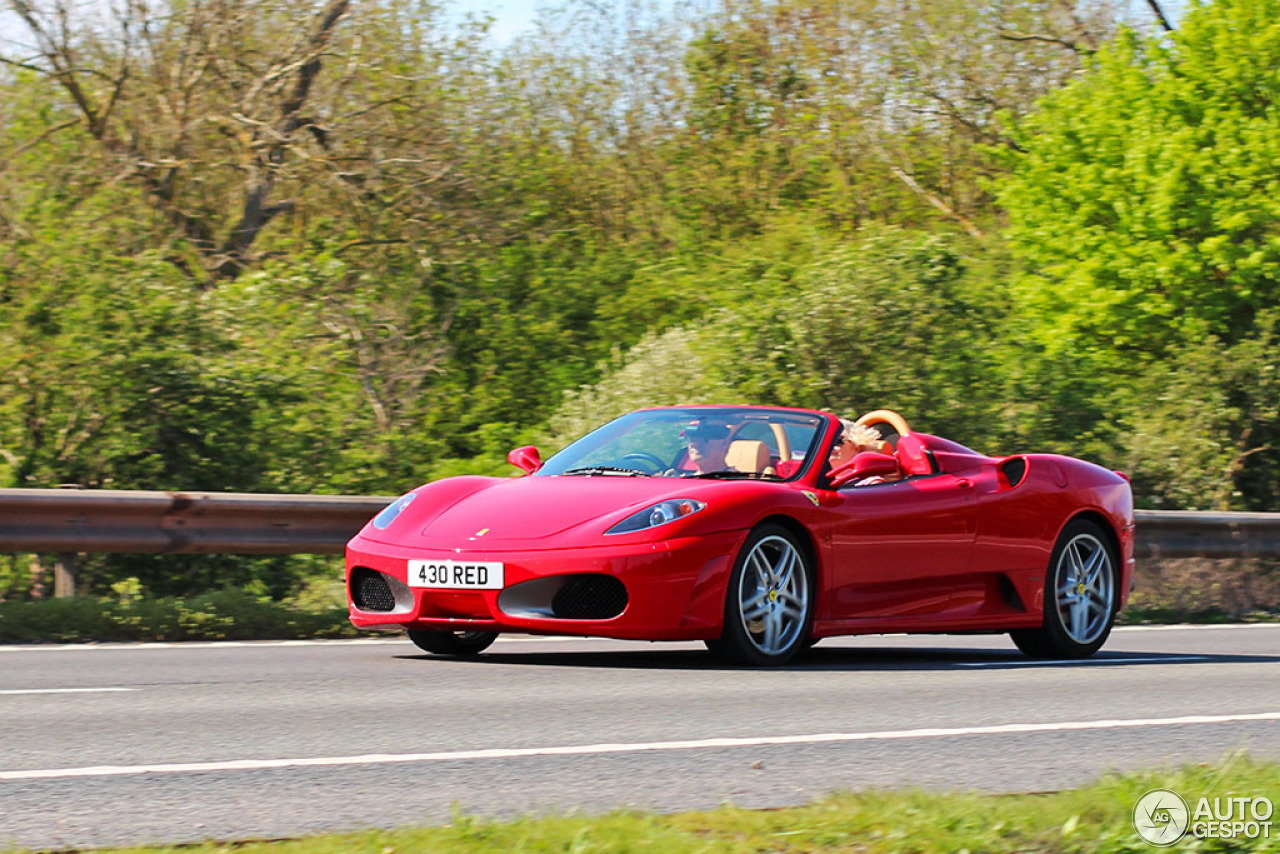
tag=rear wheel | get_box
[406,629,498,656]
[1011,519,1118,659]
[717,524,813,666]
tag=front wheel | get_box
[717,524,813,666]
[406,629,498,656]
[1011,519,1118,659]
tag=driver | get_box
[685,422,734,474]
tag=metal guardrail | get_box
[1133,510,1280,560]
[0,488,1277,559]
[0,488,392,556]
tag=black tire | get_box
[1010,519,1119,659]
[716,524,814,666]
[406,629,498,656]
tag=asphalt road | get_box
[1,625,1278,850]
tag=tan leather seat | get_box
[726,439,771,474]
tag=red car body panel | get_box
[346,407,1135,644]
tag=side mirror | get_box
[830,452,898,488]
[506,445,542,475]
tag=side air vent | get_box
[998,574,1027,612]
[351,567,396,612]
[1000,457,1028,489]
[552,575,629,620]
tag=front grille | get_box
[351,568,395,612]
[551,575,628,620]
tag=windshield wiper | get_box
[684,471,784,481]
[562,465,653,477]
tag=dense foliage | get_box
[998,0,1280,510]
[1,0,1276,600]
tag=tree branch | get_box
[996,30,1092,55]
[1145,0,1174,32]
[214,0,350,280]
[889,167,985,239]
[0,54,52,74]
[922,87,1025,152]
[0,117,79,170]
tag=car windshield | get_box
[536,407,827,480]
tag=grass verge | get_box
[1120,606,1280,624]
[0,594,1276,645]
[7,755,1278,853]
[0,590,356,643]
[1,553,1277,644]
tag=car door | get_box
[820,471,980,621]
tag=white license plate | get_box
[407,560,504,590]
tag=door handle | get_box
[956,478,973,489]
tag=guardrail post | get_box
[53,553,79,598]
[28,555,48,599]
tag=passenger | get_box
[828,419,885,468]
[829,419,894,486]
[685,422,734,474]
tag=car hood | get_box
[361,474,735,546]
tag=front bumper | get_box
[345,530,745,641]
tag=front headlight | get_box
[605,499,705,535]
[371,492,415,530]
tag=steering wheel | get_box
[854,409,911,449]
[618,452,668,474]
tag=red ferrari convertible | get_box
[346,405,1134,665]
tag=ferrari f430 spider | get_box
[346,406,1134,665]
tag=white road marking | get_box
[0,688,135,696]
[2,711,1277,782]
[0,639,410,653]
[0,636,617,653]
[1112,624,1279,632]
[955,656,1211,668]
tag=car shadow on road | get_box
[394,646,1280,672]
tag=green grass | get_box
[10,756,1278,853]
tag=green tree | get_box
[998,0,1280,506]
[999,0,1280,351]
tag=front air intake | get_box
[551,575,628,620]
[351,567,396,612]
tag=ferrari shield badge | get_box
[802,491,819,507]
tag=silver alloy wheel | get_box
[736,534,809,656]
[1053,532,1115,645]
